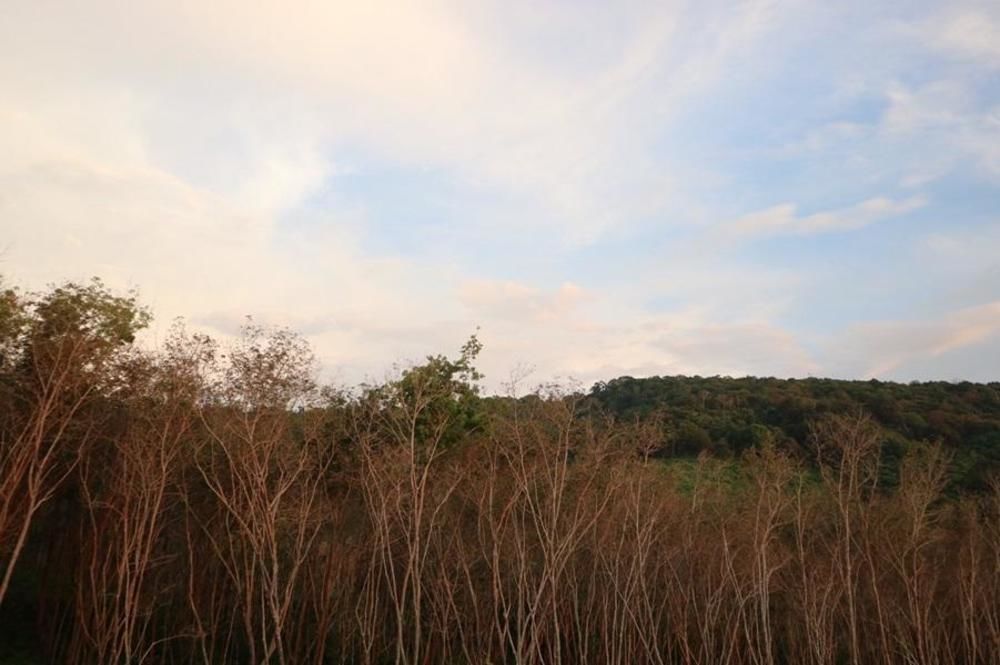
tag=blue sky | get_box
[1,0,998,390]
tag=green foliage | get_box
[0,278,149,386]
[29,278,149,346]
[675,421,712,456]
[369,333,486,450]
[0,283,26,376]
[588,374,1000,492]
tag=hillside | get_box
[587,375,1000,491]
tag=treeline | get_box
[0,278,998,664]
[588,374,1000,492]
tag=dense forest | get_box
[586,374,1000,493]
[1,278,998,664]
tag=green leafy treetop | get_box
[366,333,485,453]
[1,277,150,396]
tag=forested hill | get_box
[586,375,1000,491]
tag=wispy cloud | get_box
[459,280,590,324]
[726,196,927,238]
[922,5,1000,68]
[822,301,1000,380]
[1,0,998,387]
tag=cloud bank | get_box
[1,0,999,390]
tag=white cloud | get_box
[876,78,1000,184]
[1,0,997,389]
[0,96,465,385]
[726,195,926,238]
[0,0,820,390]
[924,6,1000,68]
[820,301,1000,379]
[774,121,869,157]
[0,0,808,242]
[883,81,972,135]
[920,225,1000,270]
[468,313,820,392]
[459,280,590,324]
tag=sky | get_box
[1,0,999,391]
